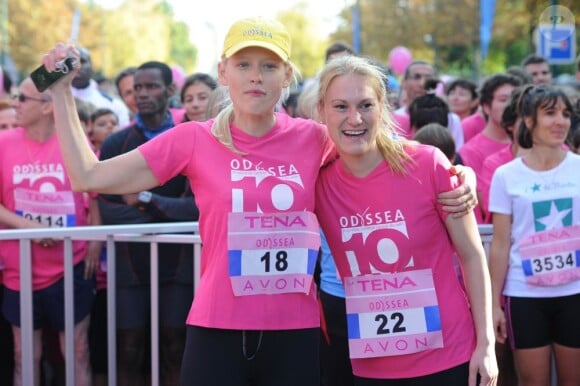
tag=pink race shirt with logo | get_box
[139,113,334,330]
[0,128,88,290]
[315,144,476,379]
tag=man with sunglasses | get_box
[0,77,98,386]
[393,61,465,151]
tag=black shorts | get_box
[116,283,193,329]
[180,326,319,386]
[505,293,580,349]
[1,262,95,330]
[354,362,469,386]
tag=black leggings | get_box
[319,290,354,386]
[354,362,470,386]
[180,326,319,386]
[0,286,14,386]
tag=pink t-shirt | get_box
[0,128,88,290]
[479,146,514,223]
[315,144,475,379]
[170,108,186,124]
[462,112,486,144]
[458,132,510,223]
[138,113,334,330]
[392,112,411,138]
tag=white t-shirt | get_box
[489,152,580,298]
[72,80,130,128]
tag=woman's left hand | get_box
[469,343,498,386]
[438,164,478,218]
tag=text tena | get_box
[243,214,307,229]
[346,276,417,293]
[527,228,571,244]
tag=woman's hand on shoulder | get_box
[438,165,478,218]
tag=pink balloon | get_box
[171,65,186,90]
[389,46,413,76]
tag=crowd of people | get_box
[0,15,579,386]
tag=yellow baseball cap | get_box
[222,17,291,61]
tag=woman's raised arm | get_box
[42,43,159,194]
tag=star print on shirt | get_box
[532,183,541,192]
[533,198,573,231]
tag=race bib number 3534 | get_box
[519,225,580,287]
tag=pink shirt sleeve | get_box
[138,122,204,184]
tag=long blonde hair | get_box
[210,57,300,155]
[317,56,411,174]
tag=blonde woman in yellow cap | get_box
[41,17,476,386]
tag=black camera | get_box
[30,57,76,92]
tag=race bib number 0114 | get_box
[14,188,76,228]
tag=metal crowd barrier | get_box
[0,224,497,386]
[0,222,201,386]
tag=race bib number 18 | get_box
[227,211,320,296]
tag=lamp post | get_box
[351,0,361,54]
[1,0,7,68]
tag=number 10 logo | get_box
[343,222,412,276]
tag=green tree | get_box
[169,21,198,73]
[4,0,199,82]
[330,0,579,79]
[331,0,480,77]
[6,0,79,77]
[154,0,198,72]
[277,3,328,79]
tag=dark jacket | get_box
[98,123,199,286]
